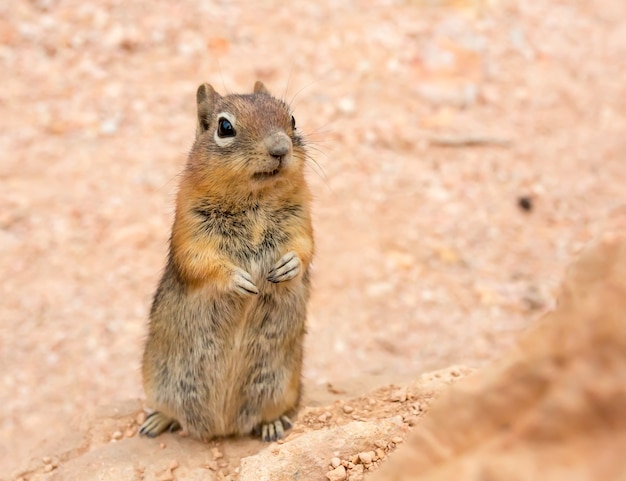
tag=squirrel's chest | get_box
[195,202,293,261]
[219,214,288,263]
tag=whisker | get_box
[287,80,320,111]
[283,65,294,103]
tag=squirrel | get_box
[139,81,314,442]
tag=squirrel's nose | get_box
[265,132,291,160]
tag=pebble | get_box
[337,97,356,115]
[318,411,332,422]
[389,388,407,402]
[358,451,373,465]
[374,439,387,449]
[330,457,342,468]
[42,457,52,464]
[99,118,119,135]
[112,430,123,440]
[325,465,347,481]
[158,469,174,481]
[392,436,404,444]
[350,464,365,480]
[212,447,224,459]
[169,460,179,470]
[405,415,420,426]
[342,405,354,414]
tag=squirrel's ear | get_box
[253,81,270,95]
[196,83,220,138]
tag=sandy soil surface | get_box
[1,0,625,472]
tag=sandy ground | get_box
[1,0,625,472]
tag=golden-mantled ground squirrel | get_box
[140,81,314,442]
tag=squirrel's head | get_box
[187,81,305,195]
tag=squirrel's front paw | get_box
[267,251,301,283]
[232,267,259,295]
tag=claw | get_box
[255,415,293,442]
[232,267,259,295]
[267,252,301,283]
[139,412,180,438]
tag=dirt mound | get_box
[8,368,472,481]
[373,234,626,480]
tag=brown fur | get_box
[140,81,314,441]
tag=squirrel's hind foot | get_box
[139,411,181,438]
[253,415,293,442]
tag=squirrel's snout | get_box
[265,132,292,161]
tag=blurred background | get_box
[1,0,625,471]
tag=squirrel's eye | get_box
[291,116,296,130]
[217,117,236,138]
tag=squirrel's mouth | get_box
[253,167,281,180]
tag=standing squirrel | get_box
[140,81,314,442]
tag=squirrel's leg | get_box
[139,411,181,438]
[240,289,306,441]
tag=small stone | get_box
[136,412,147,424]
[42,457,52,464]
[350,464,365,481]
[405,415,420,426]
[392,436,404,444]
[330,457,341,468]
[374,439,387,449]
[43,464,54,473]
[517,195,533,212]
[169,460,179,470]
[389,388,407,402]
[112,430,123,440]
[325,465,347,481]
[125,427,137,437]
[318,411,332,422]
[358,451,373,465]
[159,443,166,449]
[204,461,218,471]
[376,448,386,460]
[158,469,174,481]
[342,405,354,414]
[99,118,119,135]
[337,97,356,115]
[212,447,224,460]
